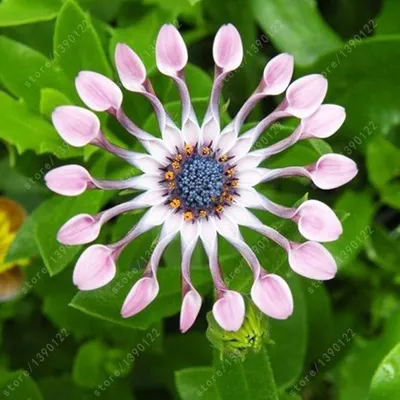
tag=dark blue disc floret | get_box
[176,154,224,210]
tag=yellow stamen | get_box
[226,194,234,202]
[165,171,174,181]
[184,144,193,155]
[170,198,181,209]
[175,154,183,161]
[231,180,239,187]
[216,205,224,213]
[184,211,193,221]
[225,168,235,177]
[168,181,176,189]
[172,161,181,170]
[219,154,228,162]
[199,210,207,218]
[202,146,211,155]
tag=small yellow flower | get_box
[0,198,28,302]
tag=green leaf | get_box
[250,0,342,66]
[336,313,400,400]
[73,340,111,388]
[38,374,134,400]
[302,280,334,364]
[147,332,211,393]
[40,88,73,119]
[364,224,400,273]
[0,0,61,27]
[0,370,43,399]
[213,346,279,400]
[376,0,400,36]
[73,339,133,389]
[35,260,163,348]
[134,332,211,395]
[279,392,302,400]
[5,208,40,262]
[54,0,112,79]
[369,342,400,400]
[325,190,375,269]
[175,367,220,400]
[0,36,73,111]
[367,137,400,187]
[268,274,307,389]
[110,9,174,73]
[304,37,400,149]
[70,267,212,329]
[0,90,81,158]
[381,182,400,209]
[144,0,201,17]
[308,138,333,155]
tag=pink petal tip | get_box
[52,106,100,147]
[115,43,146,90]
[285,74,328,118]
[295,200,343,242]
[262,53,294,95]
[73,245,117,291]
[57,214,101,245]
[75,71,123,112]
[45,165,92,196]
[301,104,346,139]
[180,289,202,333]
[311,154,358,189]
[251,273,293,319]
[121,276,159,318]
[212,290,245,331]
[213,24,243,71]
[289,241,337,280]
[156,24,188,76]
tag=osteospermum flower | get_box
[45,24,357,333]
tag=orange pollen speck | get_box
[219,154,228,162]
[172,161,180,170]
[226,168,235,177]
[184,211,193,221]
[202,147,211,155]
[184,144,193,155]
[165,171,175,180]
[226,194,234,202]
[231,180,239,187]
[216,205,224,213]
[199,210,207,218]
[170,198,181,209]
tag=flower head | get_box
[46,24,357,332]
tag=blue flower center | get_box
[176,154,224,210]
